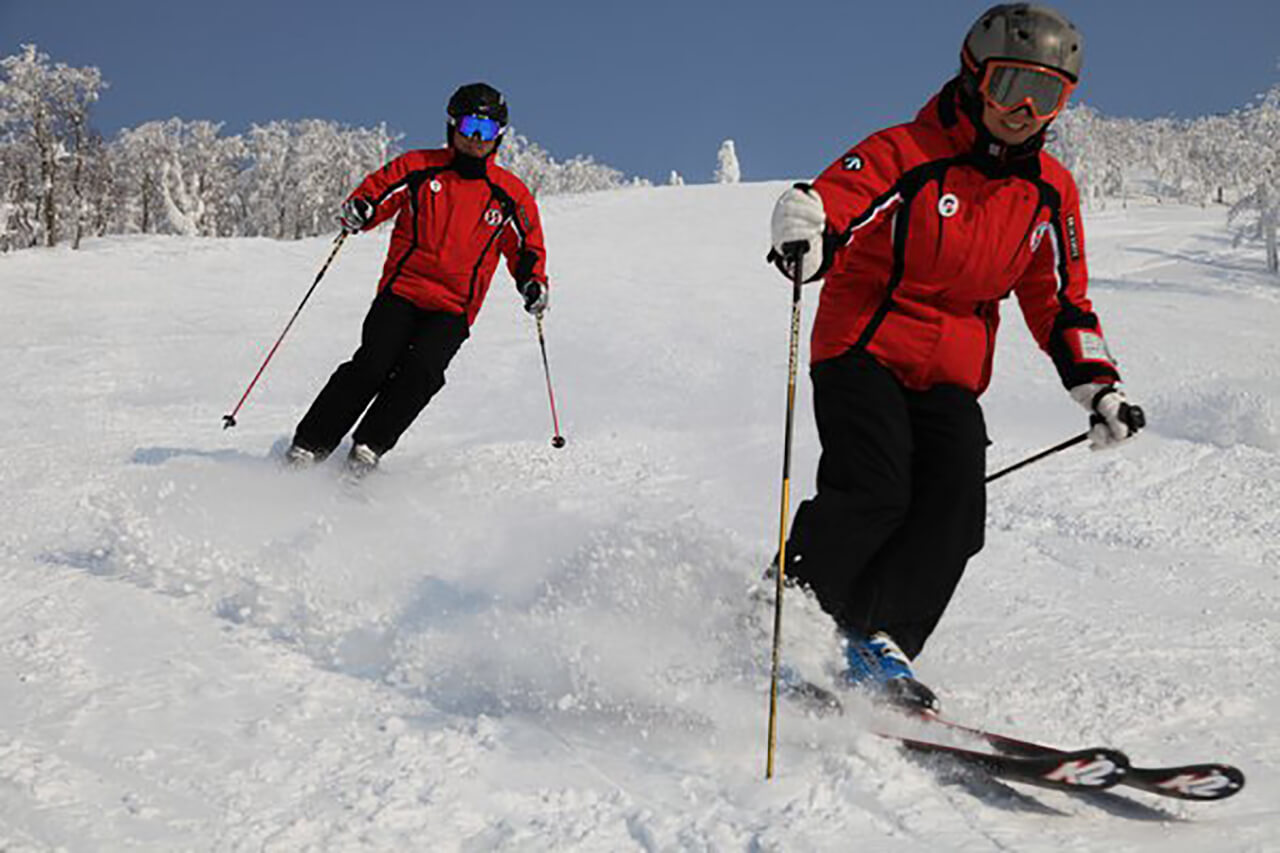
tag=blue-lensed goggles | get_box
[455,114,503,142]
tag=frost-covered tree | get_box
[714,139,740,184]
[0,43,640,251]
[1048,83,1280,273]
[117,119,243,237]
[668,170,684,186]
[1184,113,1239,205]
[1227,87,1280,274]
[240,119,398,239]
[497,130,628,196]
[0,44,104,247]
[112,122,170,234]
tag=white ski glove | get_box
[1070,383,1146,450]
[338,197,375,233]
[770,183,826,282]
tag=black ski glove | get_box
[517,279,548,316]
[338,197,375,233]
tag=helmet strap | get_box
[948,76,1048,172]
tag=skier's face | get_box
[981,101,1050,146]
[452,131,498,159]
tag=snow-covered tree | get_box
[0,44,641,251]
[714,139,740,184]
[497,130,629,196]
[1227,87,1280,274]
[1047,83,1280,274]
[116,119,242,237]
[0,44,104,248]
[668,170,684,186]
[240,119,398,239]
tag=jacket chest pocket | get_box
[418,185,502,256]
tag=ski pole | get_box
[985,404,1146,484]
[535,314,566,448]
[221,231,348,429]
[985,432,1088,483]
[766,241,807,780]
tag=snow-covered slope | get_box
[1,184,1277,850]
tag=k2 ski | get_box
[784,678,1245,801]
[890,735,1129,793]
[917,713,1245,802]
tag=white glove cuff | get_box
[1069,382,1122,413]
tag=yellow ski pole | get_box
[766,241,808,779]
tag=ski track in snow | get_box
[1,185,1277,850]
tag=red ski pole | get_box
[222,232,347,429]
[535,314,565,448]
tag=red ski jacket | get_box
[809,82,1121,394]
[347,148,547,325]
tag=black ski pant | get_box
[293,290,469,457]
[783,348,987,659]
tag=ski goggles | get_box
[972,58,1076,121]
[454,114,504,142]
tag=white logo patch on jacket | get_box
[938,193,960,218]
[1031,221,1052,252]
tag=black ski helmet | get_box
[962,4,1083,83]
[447,82,509,128]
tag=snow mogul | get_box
[286,83,549,475]
[767,3,1145,710]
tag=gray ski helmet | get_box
[963,4,1083,82]
[447,82,508,127]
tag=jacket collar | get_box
[922,78,1044,180]
[449,149,490,180]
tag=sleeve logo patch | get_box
[938,193,960,218]
[842,153,864,171]
[1030,221,1051,252]
[1065,214,1081,260]
[1070,329,1114,364]
[484,208,504,226]
[429,179,443,193]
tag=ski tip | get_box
[1134,763,1246,801]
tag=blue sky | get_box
[4,1,1278,183]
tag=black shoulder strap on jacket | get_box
[486,179,517,219]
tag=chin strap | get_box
[949,73,1048,173]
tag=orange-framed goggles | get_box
[969,56,1077,121]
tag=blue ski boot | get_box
[842,630,940,713]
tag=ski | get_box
[891,737,1129,793]
[783,678,1245,801]
[918,713,1246,802]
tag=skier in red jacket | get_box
[768,3,1144,709]
[286,83,549,475]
